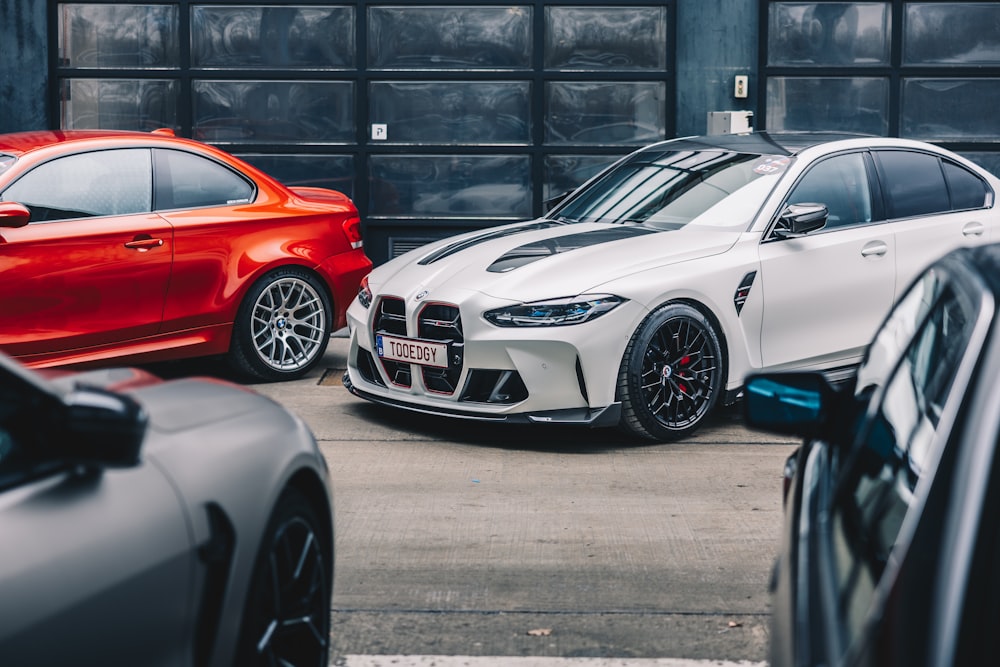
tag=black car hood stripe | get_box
[418,220,564,265]
[487,226,658,273]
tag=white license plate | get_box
[376,334,450,369]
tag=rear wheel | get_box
[236,487,332,667]
[229,267,332,381]
[617,303,723,441]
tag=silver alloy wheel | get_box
[251,277,328,372]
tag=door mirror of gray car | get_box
[743,372,837,439]
[773,203,828,238]
[0,201,30,228]
[55,387,147,467]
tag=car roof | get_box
[646,131,880,157]
[0,129,178,156]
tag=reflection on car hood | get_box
[371,219,742,301]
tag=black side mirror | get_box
[51,386,148,468]
[743,372,837,439]
[773,203,828,238]
[0,201,30,228]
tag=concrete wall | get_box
[0,0,49,132]
[676,0,758,136]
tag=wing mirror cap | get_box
[0,201,30,228]
[743,372,839,440]
[53,386,148,468]
[775,203,828,238]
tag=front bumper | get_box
[343,370,621,427]
[344,290,645,424]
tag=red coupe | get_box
[0,129,371,380]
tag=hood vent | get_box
[487,226,658,273]
[418,220,564,265]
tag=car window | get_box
[551,150,785,229]
[855,268,943,394]
[784,152,872,229]
[942,160,991,211]
[1,148,152,222]
[875,150,951,219]
[0,154,15,176]
[153,148,254,210]
[831,280,978,648]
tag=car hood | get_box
[369,219,743,301]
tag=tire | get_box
[236,487,332,667]
[617,302,723,442]
[229,267,332,381]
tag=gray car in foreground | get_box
[0,356,334,666]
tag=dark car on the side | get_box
[744,243,1000,666]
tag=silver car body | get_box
[0,360,334,666]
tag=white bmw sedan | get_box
[344,133,999,442]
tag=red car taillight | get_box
[342,215,363,249]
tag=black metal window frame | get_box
[49,0,678,265]
[757,0,1000,158]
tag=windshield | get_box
[0,154,15,178]
[552,149,790,230]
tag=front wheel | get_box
[236,488,332,667]
[229,267,332,381]
[617,303,723,442]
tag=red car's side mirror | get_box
[0,201,30,228]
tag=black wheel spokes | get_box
[255,519,328,667]
[639,317,718,430]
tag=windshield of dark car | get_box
[551,149,789,229]
[0,154,15,177]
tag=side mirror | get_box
[0,201,30,228]
[51,386,148,468]
[743,372,837,439]
[773,203,828,238]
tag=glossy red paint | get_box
[0,130,372,379]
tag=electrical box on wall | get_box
[734,75,749,99]
[707,111,754,135]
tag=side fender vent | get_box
[734,271,757,315]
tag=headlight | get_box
[357,275,372,309]
[484,294,625,327]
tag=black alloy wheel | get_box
[617,302,723,441]
[237,488,332,667]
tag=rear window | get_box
[876,150,950,219]
[0,154,15,177]
[943,160,991,210]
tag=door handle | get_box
[963,221,985,237]
[124,236,164,251]
[861,241,888,258]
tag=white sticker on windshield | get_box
[752,156,791,175]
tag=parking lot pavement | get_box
[251,335,798,663]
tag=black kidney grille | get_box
[417,303,463,394]
[373,296,411,387]
[375,297,407,335]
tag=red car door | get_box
[0,148,173,361]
